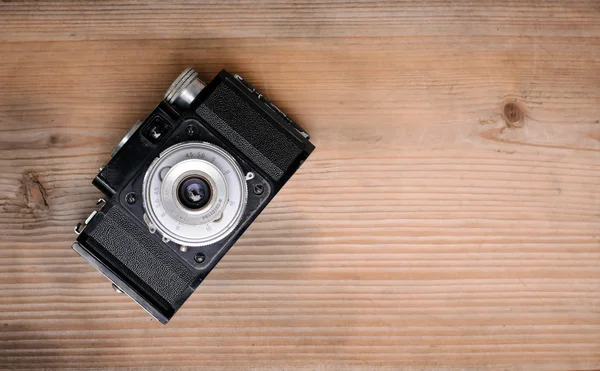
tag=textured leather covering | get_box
[197,82,303,181]
[88,206,195,307]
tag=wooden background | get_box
[1,1,599,369]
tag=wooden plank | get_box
[1,1,600,41]
[0,1,599,369]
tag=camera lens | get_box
[177,177,212,210]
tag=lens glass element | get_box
[177,177,211,210]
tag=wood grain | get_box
[1,1,599,369]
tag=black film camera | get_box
[73,68,315,323]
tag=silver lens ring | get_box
[160,159,227,224]
[142,142,247,246]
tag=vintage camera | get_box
[73,68,314,323]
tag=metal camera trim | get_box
[111,120,143,158]
[142,141,248,247]
[164,68,206,109]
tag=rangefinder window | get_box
[143,117,170,143]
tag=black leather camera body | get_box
[73,68,314,324]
